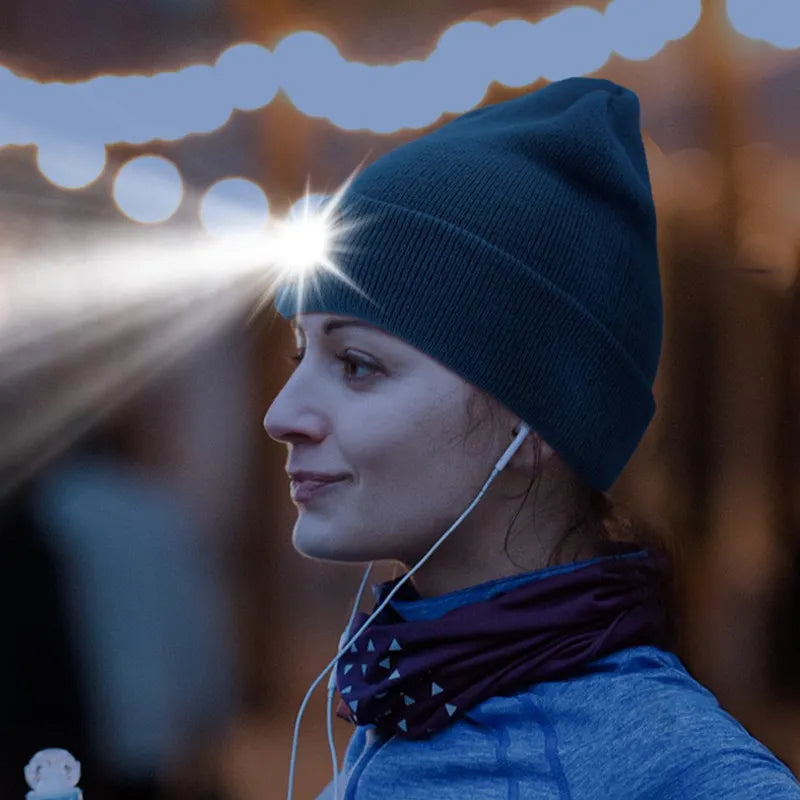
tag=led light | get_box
[270,190,340,282]
[250,166,378,322]
[272,214,331,279]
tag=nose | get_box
[263,393,295,443]
[263,378,327,445]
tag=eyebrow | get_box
[290,318,379,336]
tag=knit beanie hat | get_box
[273,76,662,492]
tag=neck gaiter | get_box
[335,546,671,739]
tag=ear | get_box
[509,426,557,469]
[539,436,556,460]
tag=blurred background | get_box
[0,0,799,797]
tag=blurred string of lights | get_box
[2,0,795,228]
[0,0,796,495]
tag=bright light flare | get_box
[252,164,378,322]
[0,168,376,495]
[271,213,330,277]
[0,226,270,495]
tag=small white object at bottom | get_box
[24,748,83,800]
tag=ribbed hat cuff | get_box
[276,191,655,490]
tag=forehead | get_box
[289,314,469,382]
[290,314,385,336]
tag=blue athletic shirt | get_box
[317,557,800,799]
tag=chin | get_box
[293,529,360,563]
[291,526,385,564]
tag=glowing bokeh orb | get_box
[166,65,233,136]
[36,140,107,189]
[430,22,494,114]
[113,155,183,223]
[728,0,800,49]
[274,31,345,120]
[200,177,270,238]
[326,62,376,131]
[659,0,702,41]
[215,43,279,111]
[389,61,443,129]
[492,20,544,88]
[537,7,611,81]
[606,0,701,60]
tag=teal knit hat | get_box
[273,77,662,491]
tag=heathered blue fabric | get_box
[317,563,800,799]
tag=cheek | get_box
[335,408,418,478]
[351,421,455,491]
[305,388,479,555]
[345,392,479,504]
[359,448,481,559]
[289,440,481,564]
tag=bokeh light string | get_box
[0,0,711,193]
[0,0,793,493]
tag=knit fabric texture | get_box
[274,76,663,490]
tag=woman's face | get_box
[263,313,539,586]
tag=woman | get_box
[264,77,800,798]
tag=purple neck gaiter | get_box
[334,546,671,740]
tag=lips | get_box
[294,479,339,490]
[290,476,347,502]
[288,470,349,483]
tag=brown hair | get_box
[464,390,684,653]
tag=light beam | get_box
[0,167,373,496]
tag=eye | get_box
[285,347,381,383]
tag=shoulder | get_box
[333,648,800,799]
[467,646,800,798]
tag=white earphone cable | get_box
[286,423,531,799]
[326,563,373,800]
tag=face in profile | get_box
[263,313,523,572]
